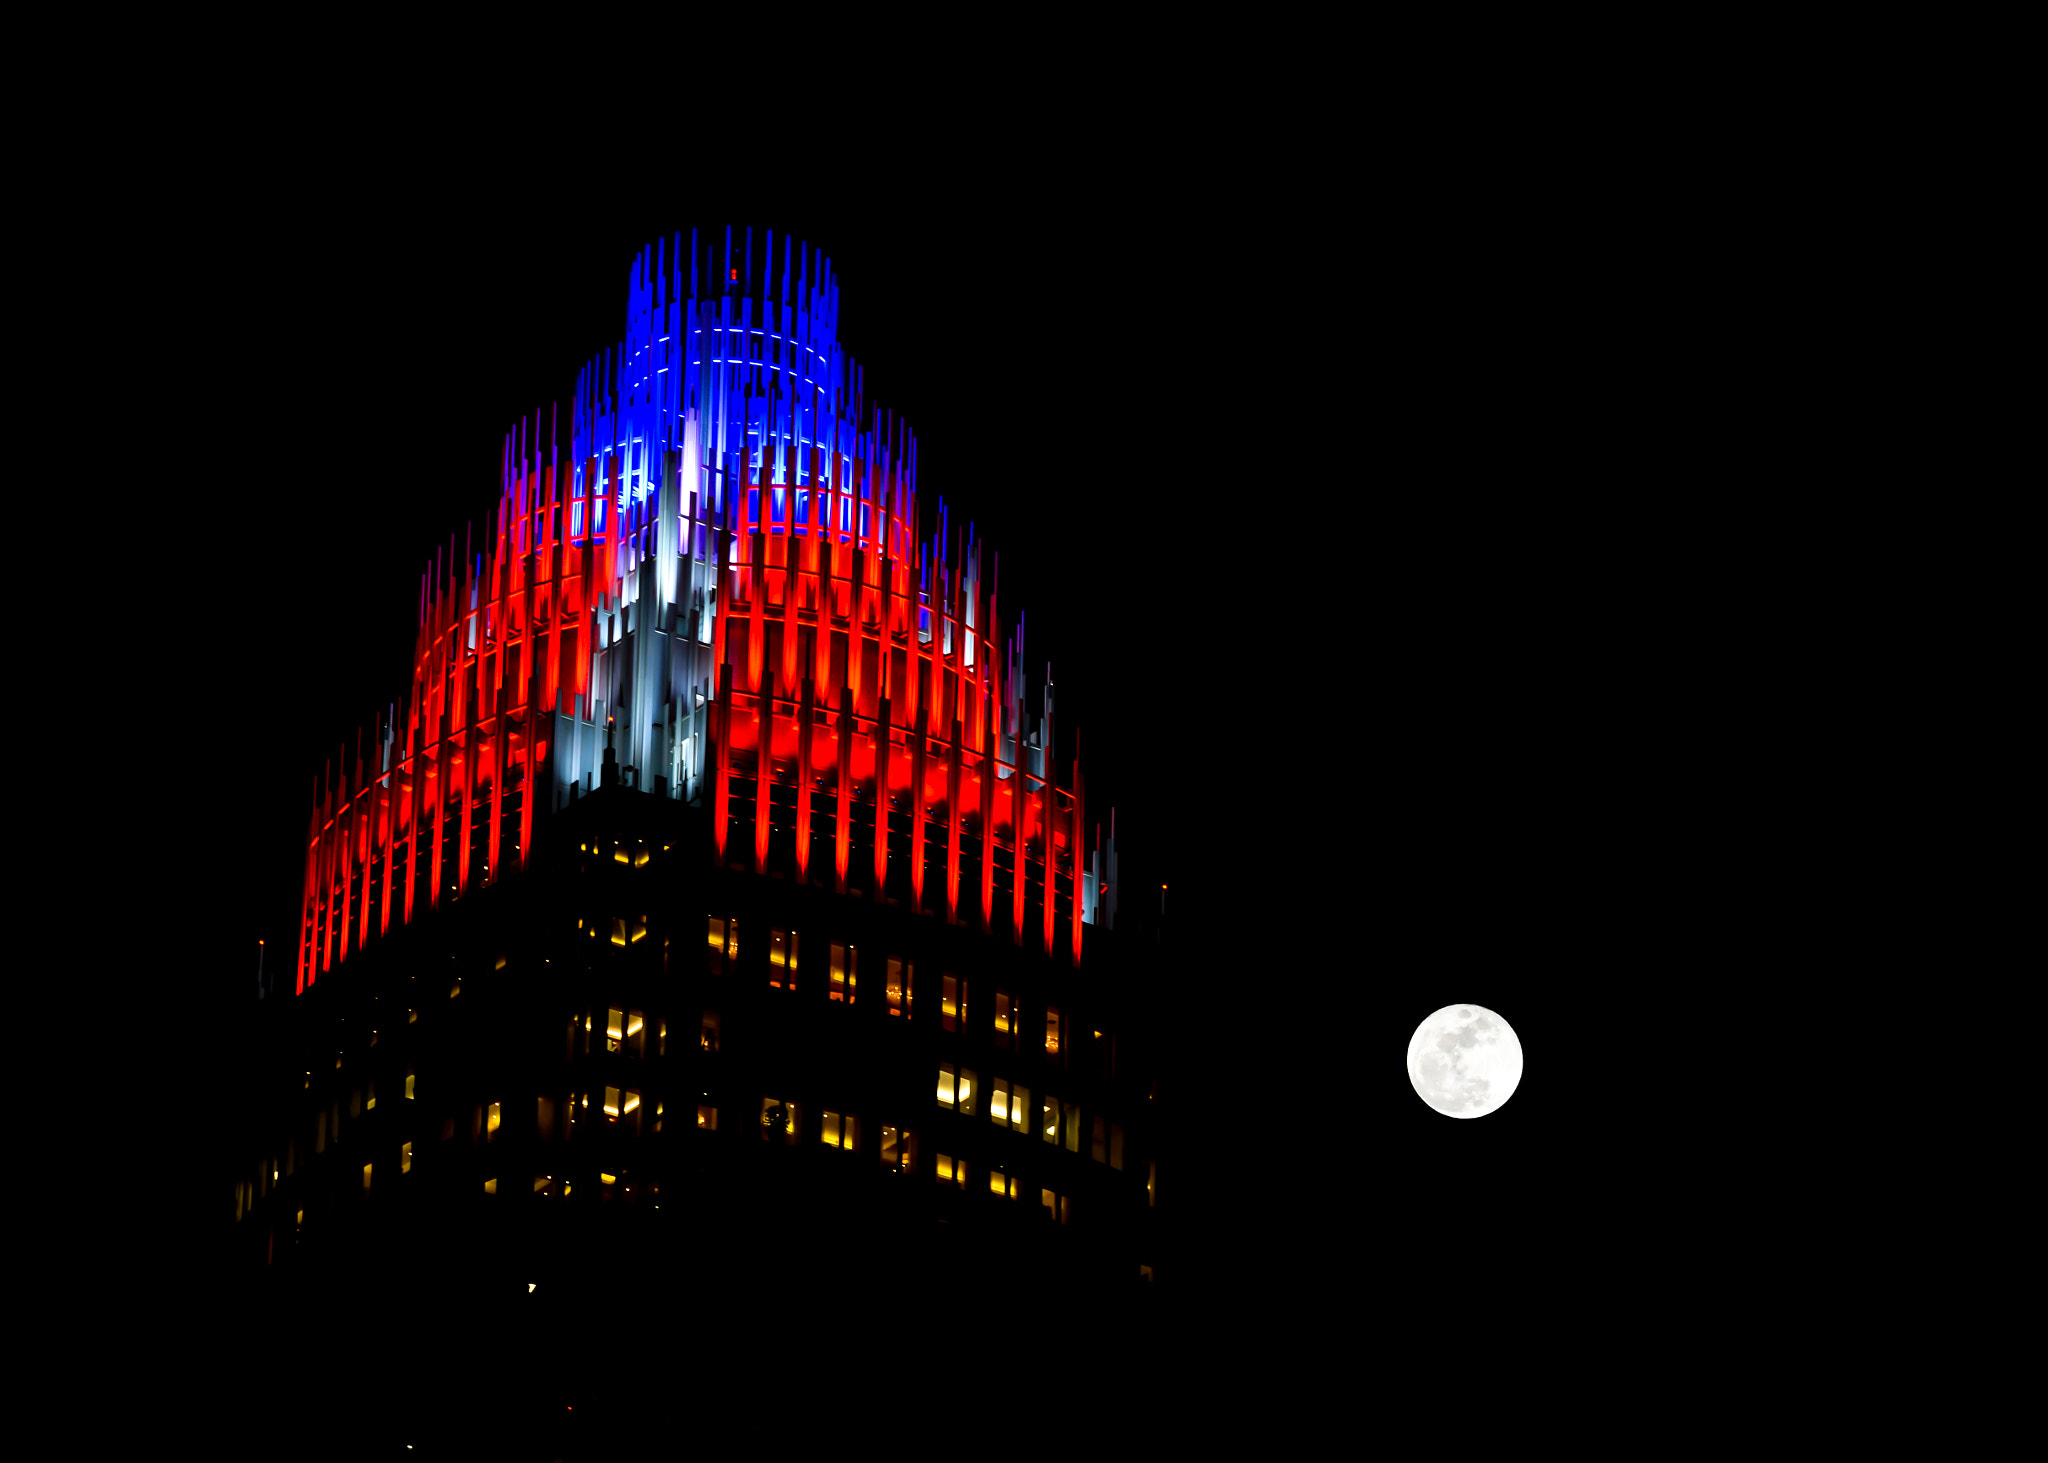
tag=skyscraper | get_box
[229,229,1165,1358]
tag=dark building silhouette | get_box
[226,232,1167,1416]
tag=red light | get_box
[729,269,737,282]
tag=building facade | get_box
[231,230,1163,1315]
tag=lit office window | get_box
[1064,1105,1081,1153]
[604,1086,621,1119]
[936,1064,957,1108]
[821,1110,860,1151]
[769,927,798,988]
[401,1141,412,1175]
[696,1105,717,1131]
[658,1018,666,1057]
[934,1154,968,1189]
[957,1069,977,1116]
[610,917,628,947]
[623,1090,642,1135]
[487,1101,502,1140]
[366,1081,376,1111]
[653,1102,663,1133]
[362,1163,373,1192]
[1046,1006,1064,1058]
[941,974,967,1032]
[404,1066,416,1100]
[707,915,737,971]
[830,942,858,1003]
[607,1009,625,1051]
[1148,1161,1157,1207]
[886,957,913,1018]
[994,990,1013,1049]
[991,1078,1012,1125]
[1010,1084,1032,1134]
[1040,1187,1056,1220]
[761,1096,799,1145]
[880,1125,916,1173]
[990,1166,1020,1198]
[1041,1095,1060,1144]
[700,1011,721,1053]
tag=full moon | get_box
[1407,1005,1523,1118]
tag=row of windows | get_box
[935,1066,1126,1168]
[711,915,1091,1058]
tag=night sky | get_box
[153,162,1663,1394]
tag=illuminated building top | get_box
[299,228,1115,994]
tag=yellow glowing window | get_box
[958,1069,977,1116]
[623,1090,641,1130]
[366,1081,376,1111]
[880,1125,914,1172]
[1064,1105,1081,1153]
[700,1012,721,1053]
[696,1105,717,1130]
[534,1175,552,1194]
[604,1086,621,1119]
[989,1169,1019,1199]
[830,942,857,1003]
[1041,1096,1060,1144]
[991,1079,1011,1125]
[1059,1195,1071,1226]
[613,846,630,864]
[653,1101,662,1133]
[483,1176,497,1195]
[886,957,912,1018]
[768,928,798,988]
[1148,1160,1157,1208]
[607,1009,625,1049]
[1046,1007,1063,1057]
[633,846,650,867]
[941,974,962,1032]
[362,1163,373,1192]
[821,1110,858,1150]
[625,1010,645,1056]
[657,1019,666,1056]
[760,1097,798,1144]
[487,1101,501,1139]
[936,1064,957,1108]
[601,1172,618,1189]
[707,916,735,972]
[611,918,628,947]
[1041,1187,1056,1219]
[935,1154,967,1189]
[630,917,646,944]
[401,1141,413,1174]
[995,990,1013,1048]
[404,1068,416,1100]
